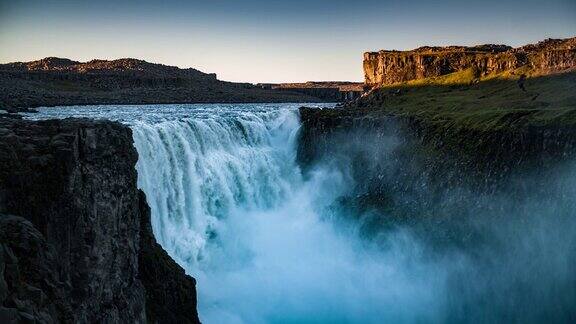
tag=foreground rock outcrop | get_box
[0,116,199,323]
[364,37,576,86]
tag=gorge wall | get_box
[297,105,576,234]
[296,107,576,322]
[0,115,199,323]
[298,107,576,190]
[363,37,576,86]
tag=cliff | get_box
[291,39,576,321]
[298,106,576,185]
[300,44,576,226]
[364,37,576,86]
[0,116,199,323]
[0,58,325,111]
[263,82,365,102]
[301,38,576,234]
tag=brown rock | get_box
[364,37,576,86]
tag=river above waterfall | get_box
[26,103,576,323]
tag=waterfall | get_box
[132,108,302,269]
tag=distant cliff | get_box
[0,116,199,323]
[265,81,365,102]
[364,37,576,86]
[0,58,324,111]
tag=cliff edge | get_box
[364,37,576,86]
[0,116,199,323]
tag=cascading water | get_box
[131,107,302,269]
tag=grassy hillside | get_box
[351,70,576,131]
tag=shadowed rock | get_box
[0,118,199,323]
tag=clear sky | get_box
[1,0,575,83]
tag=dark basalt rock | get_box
[0,118,199,323]
[0,214,68,323]
[297,106,576,188]
[297,105,576,239]
[138,190,199,323]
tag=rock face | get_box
[296,106,576,324]
[0,58,325,111]
[261,82,366,102]
[298,107,576,179]
[297,105,576,223]
[364,37,576,86]
[0,116,199,323]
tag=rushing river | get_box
[27,103,576,323]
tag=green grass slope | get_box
[351,70,576,131]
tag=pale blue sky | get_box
[1,0,575,82]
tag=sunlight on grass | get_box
[355,71,576,130]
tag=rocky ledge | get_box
[0,115,199,323]
[364,37,576,86]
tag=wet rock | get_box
[0,306,19,323]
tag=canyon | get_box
[295,105,576,322]
[0,36,575,323]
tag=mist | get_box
[194,167,458,323]
[302,121,576,323]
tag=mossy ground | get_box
[353,70,576,131]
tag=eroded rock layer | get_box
[364,37,576,86]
